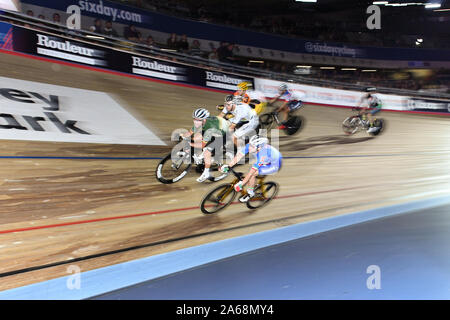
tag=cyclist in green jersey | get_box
[183,108,230,182]
[358,87,382,133]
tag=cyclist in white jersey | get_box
[219,95,259,146]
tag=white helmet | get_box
[232,95,243,104]
[192,108,210,119]
[278,83,288,92]
[249,135,269,148]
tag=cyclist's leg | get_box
[234,120,258,146]
[289,100,302,112]
[368,108,380,126]
[237,167,258,202]
[280,105,289,123]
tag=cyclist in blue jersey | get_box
[220,135,282,203]
[268,83,304,130]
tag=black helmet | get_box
[225,95,234,103]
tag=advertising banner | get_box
[19,0,450,61]
[0,76,166,145]
[254,78,409,111]
[12,27,109,66]
[0,21,13,50]
[20,0,147,25]
[10,25,254,90]
[196,70,254,91]
[406,98,450,113]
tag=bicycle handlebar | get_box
[228,166,244,180]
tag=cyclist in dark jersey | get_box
[358,87,382,133]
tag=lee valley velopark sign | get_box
[0,76,165,145]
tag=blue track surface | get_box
[1,196,449,300]
[93,202,450,300]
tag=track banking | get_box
[77,0,142,23]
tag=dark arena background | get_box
[0,0,449,303]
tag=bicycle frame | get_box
[216,167,268,203]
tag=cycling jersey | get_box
[246,90,267,114]
[223,103,258,125]
[241,144,282,175]
[279,89,304,111]
[233,91,250,104]
[368,95,382,109]
[360,94,382,108]
[192,116,230,142]
[247,90,266,103]
[279,89,305,103]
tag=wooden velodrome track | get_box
[0,51,449,292]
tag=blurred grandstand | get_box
[1,0,449,95]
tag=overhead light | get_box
[362,69,377,72]
[320,66,336,69]
[296,65,312,68]
[295,0,317,2]
[341,68,357,71]
[160,48,178,52]
[425,3,441,9]
[434,8,450,11]
[249,60,264,63]
[373,1,388,4]
[86,35,105,40]
[384,2,427,6]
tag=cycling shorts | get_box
[370,108,381,115]
[252,158,282,176]
[288,100,302,111]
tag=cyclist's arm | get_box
[228,112,243,131]
[229,151,245,167]
[276,100,289,111]
[268,95,280,105]
[183,129,194,138]
[190,131,206,149]
[228,122,237,131]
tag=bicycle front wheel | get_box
[342,116,359,135]
[155,153,191,184]
[201,183,237,214]
[246,181,279,210]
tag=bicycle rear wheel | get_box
[284,115,302,135]
[246,181,279,210]
[368,118,385,136]
[201,183,237,214]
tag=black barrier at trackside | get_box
[7,23,450,115]
[11,24,254,91]
[406,97,450,114]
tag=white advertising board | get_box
[254,78,409,111]
[0,76,165,145]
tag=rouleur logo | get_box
[37,34,95,57]
[132,56,178,74]
[205,71,245,85]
